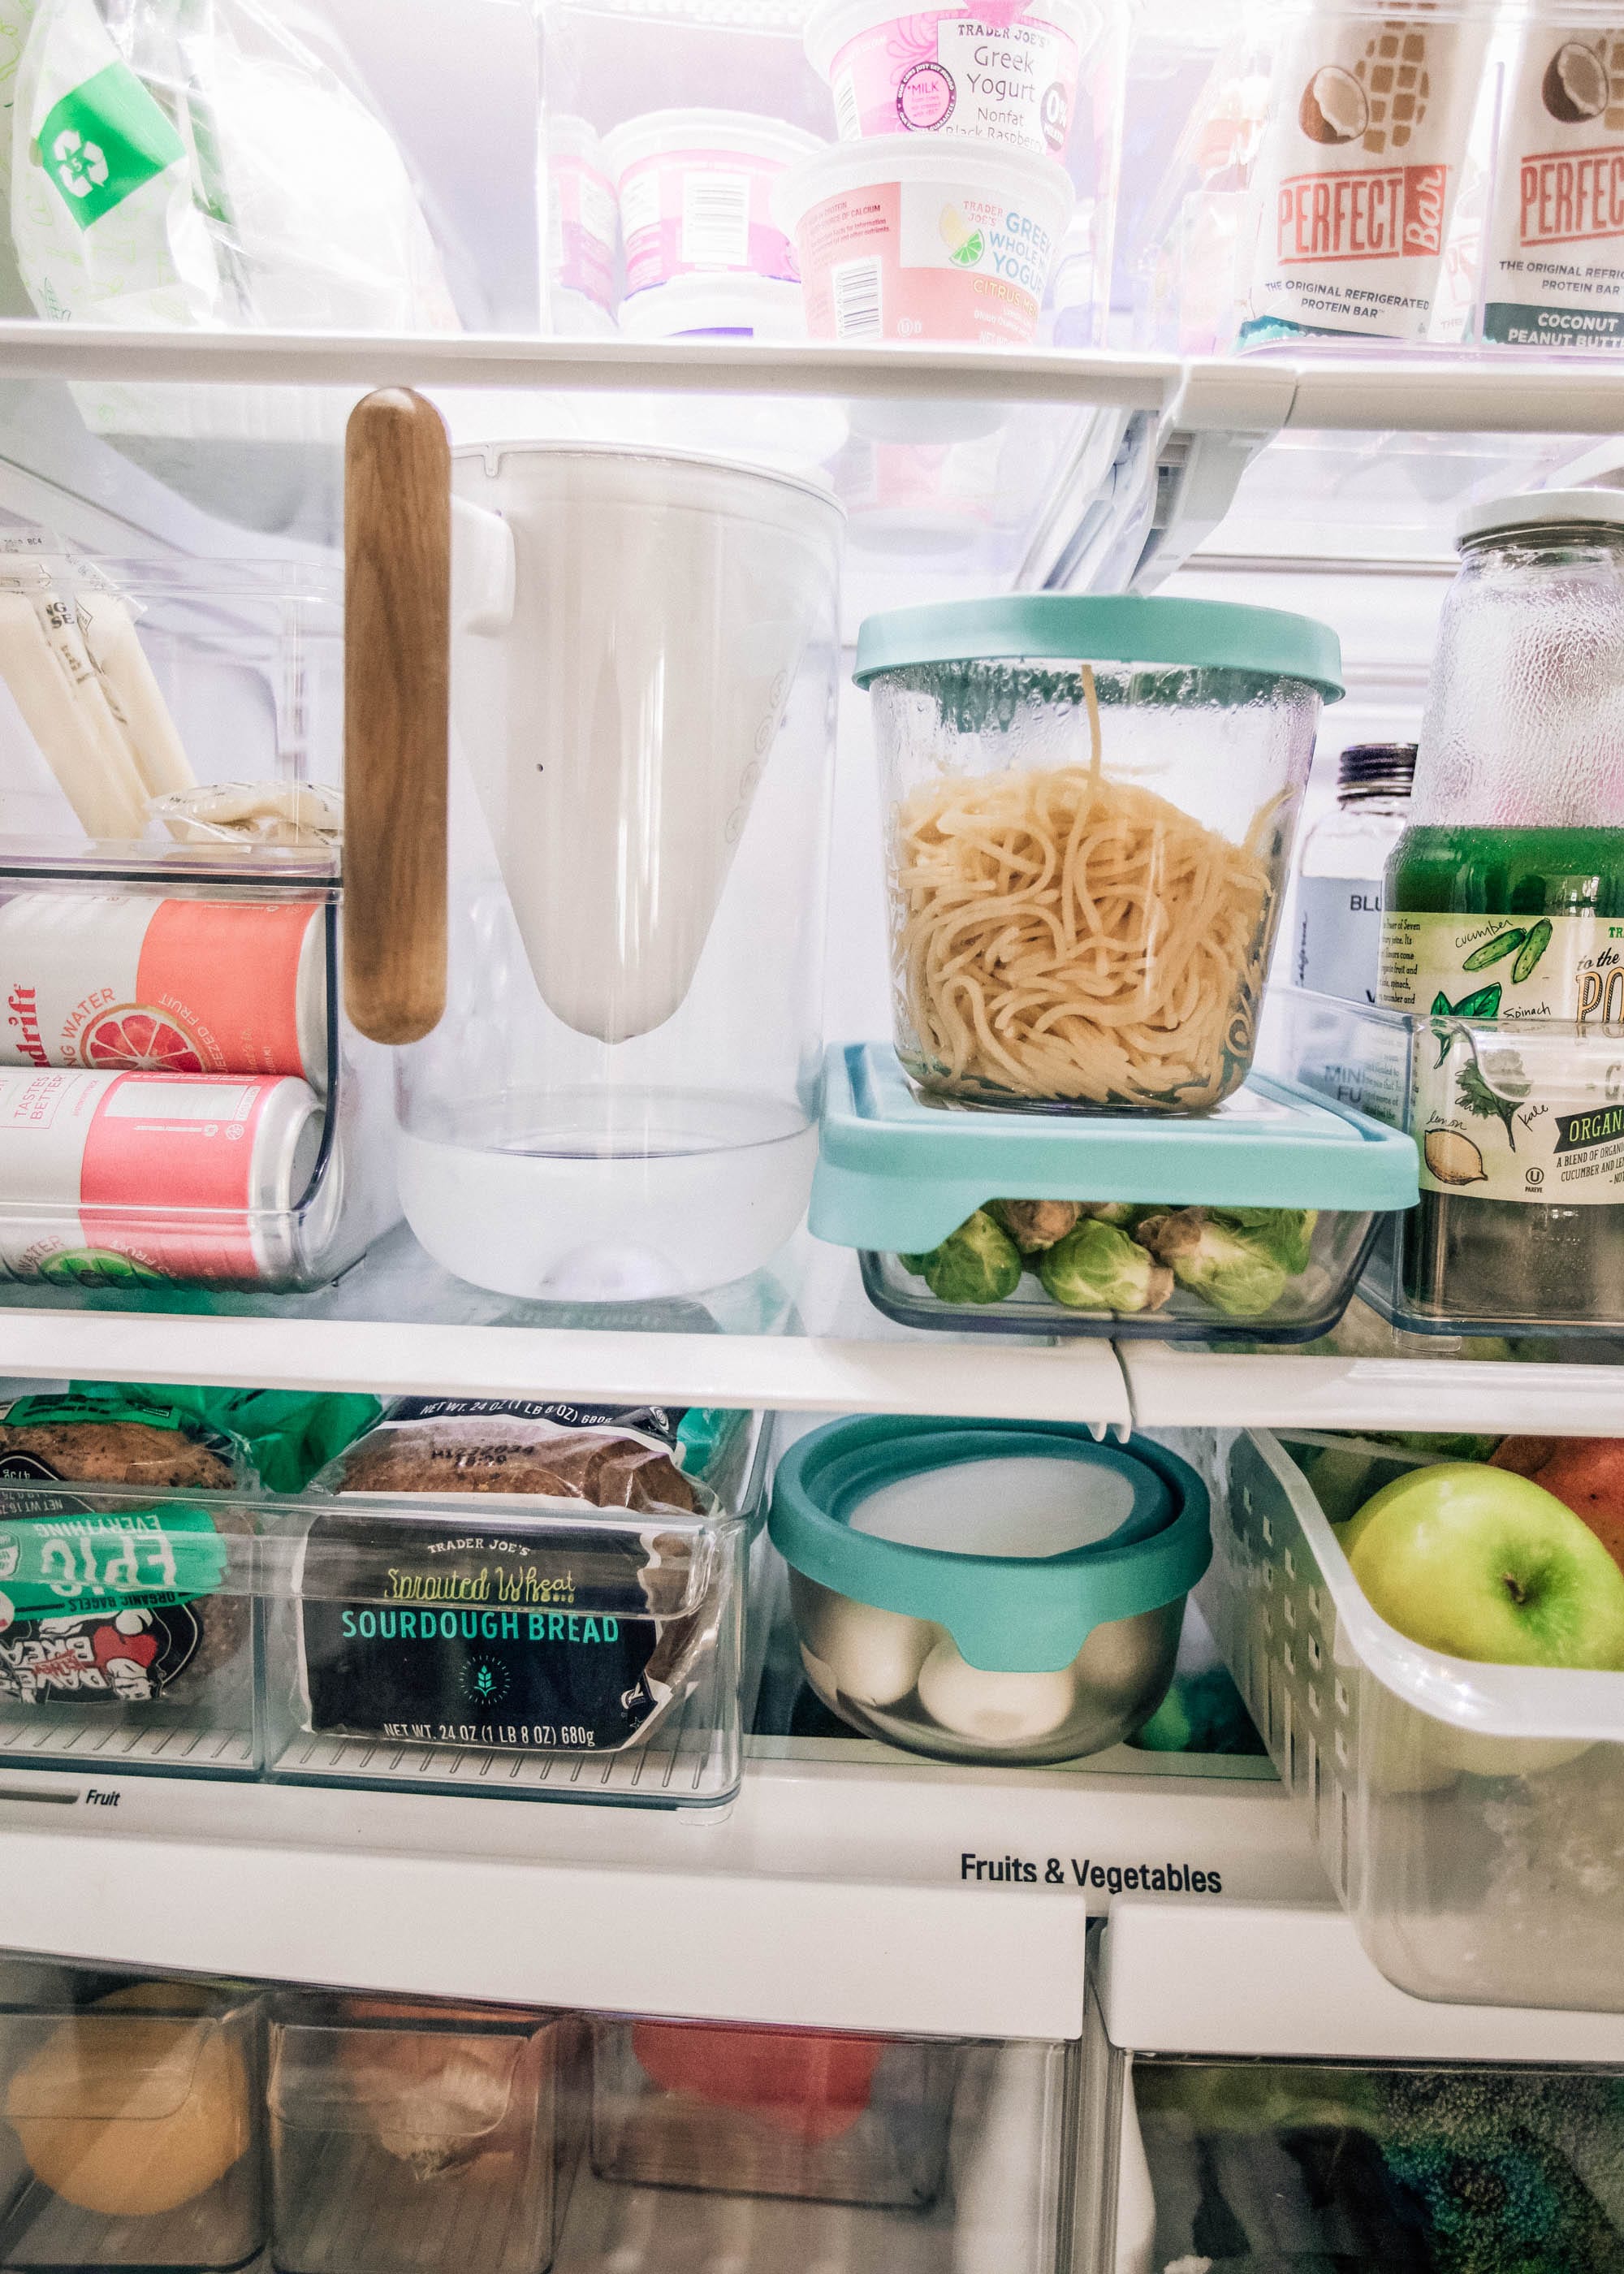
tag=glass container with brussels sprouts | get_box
[812,1047,1419,1346]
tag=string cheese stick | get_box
[0,594,149,838]
[77,590,195,799]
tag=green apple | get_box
[1341,1462,1624,1671]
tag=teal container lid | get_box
[810,1045,1419,1253]
[852,594,1345,701]
[770,1416,1211,1673]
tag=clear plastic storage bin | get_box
[269,1997,584,2274]
[590,2020,963,2208]
[0,1983,266,2272]
[855,594,1341,1113]
[0,867,395,1295]
[1272,982,1624,1336]
[814,1043,1416,1342]
[1205,1426,1624,2012]
[261,1476,759,1809]
[0,547,395,1294]
[0,1478,260,1780]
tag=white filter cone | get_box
[451,446,840,1045]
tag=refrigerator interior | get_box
[0,0,1623,2259]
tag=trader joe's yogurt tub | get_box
[546,115,618,334]
[806,0,1095,156]
[775,137,1072,344]
[603,110,823,300]
[617,272,806,339]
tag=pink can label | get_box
[828,9,1082,154]
[550,153,617,309]
[795,175,1055,344]
[618,149,800,292]
[0,1068,288,1282]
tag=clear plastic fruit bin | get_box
[589,2019,971,2209]
[0,863,396,1295]
[1266,981,1624,1338]
[0,1477,261,1781]
[0,1984,266,2272]
[268,1998,585,2274]
[259,1459,763,1809]
[1204,1426,1624,2012]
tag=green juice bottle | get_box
[1380,495,1624,1330]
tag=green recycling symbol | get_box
[51,128,110,198]
[36,61,186,230]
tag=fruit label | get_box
[827,7,1087,155]
[617,151,799,296]
[1483,23,1624,350]
[1238,7,1492,344]
[1380,909,1624,1202]
[0,1492,225,1705]
[0,892,321,1082]
[297,1509,696,1752]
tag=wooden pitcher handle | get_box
[343,387,450,1045]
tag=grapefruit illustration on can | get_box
[0,892,328,1092]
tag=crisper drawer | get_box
[1201,1427,1624,2012]
[1084,1902,1624,2274]
[0,1961,1082,2274]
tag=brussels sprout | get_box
[988,1198,1081,1254]
[1037,1221,1173,1313]
[1211,1206,1317,1275]
[1082,1202,1140,1227]
[1155,1219,1289,1318]
[907,1208,1024,1303]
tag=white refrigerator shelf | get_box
[0,1746,1323,2038]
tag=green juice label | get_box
[1380,910,1624,1204]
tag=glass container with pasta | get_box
[855,595,1343,1113]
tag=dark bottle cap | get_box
[1337,744,1416,802]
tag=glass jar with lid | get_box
[1380,487,1624,1328]
[1293,742,1416,1006]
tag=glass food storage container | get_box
[269,1997,584,2274]
[386,437,844,1302]
[1084,1899,1624,2274]
[0,1981,266,2272]
[1205,1426,1624,2012]
[770,1416,1208,1766]
[589,2019,961,2208]
[0,1474,260,1781]
[812,1041,1417,1342]
[854,594,1341,1113]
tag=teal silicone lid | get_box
[852,594,1345,701]
[810,1045,1419,1253]
[770,1417,1211,1673]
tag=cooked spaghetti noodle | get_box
[889,685,1280,1108]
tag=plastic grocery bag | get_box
[10,0,458,335]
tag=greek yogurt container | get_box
[546,114,618,334]
[616,271,806,340]
[770,1416,1209,1766]
[603,110,824,301]
[775,137,1072,345]
[806,0,1094,156]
